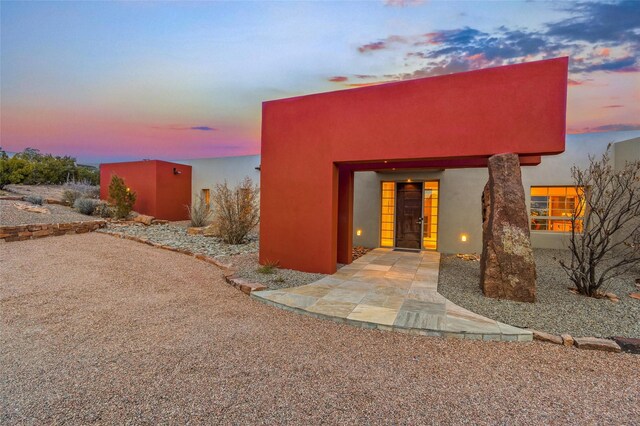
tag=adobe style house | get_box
[259,58,569,273]
[99,58,639,275]
[99,160,192,221]
[178,133,637,253]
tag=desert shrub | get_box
[108,175,136,219]
[73,198,100,215]
[211,177,260,244]
[25,195,43,205]
[186,195,212,227]
[93,202,114,218]
[63,181,100,199]
[0,147,99,187]
[558,146,640,297]
[62,189,82,206]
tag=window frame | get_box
[529,185,585,233]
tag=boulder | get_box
[561,334,574,347]
[133,214,154,226]
[530,329,563,345]
[187,227,205,235]
[202,223,220,237]
[573,337,621,353]
[480,153,536,302]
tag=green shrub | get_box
[0,147,99,187]
[73,198,100,215]
[25,195,43,205]
[93,202,114,218]
[256,260,279,274]
[108,175,136,219]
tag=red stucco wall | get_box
[100,160,191,220]
[260,58,568,273]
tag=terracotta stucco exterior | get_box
[260,58,568,273]
[100,160,192,220]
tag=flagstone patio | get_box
[252,248,533,341]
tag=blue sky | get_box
[1,1,639,163]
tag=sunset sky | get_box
[1,1,639,164]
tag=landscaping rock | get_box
[561,334,574,347]
[133,214,155,225]
[604,292,619,303]
[480,153,536,302]
[629,293,640,301]
[353,246,372,261]
[531,329,563,345]
[613,337,640,354]
[202,224,219,237]
[152,219,169,225]
[573,337,621,353]
[187,227,205,235]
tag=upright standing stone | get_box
[480,153,536,302]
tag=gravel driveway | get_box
[1,234,638,424]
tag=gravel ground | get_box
[1,234,638,424]
[222,253,327,289]
[0,199,100,226]
[439,249,640,338]
[98,222,258,258]
[3,184,91,201]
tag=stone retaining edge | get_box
[251,292,533,342]
[98,230,267,295]
[0,220,106,242]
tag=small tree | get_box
[186,195,212,227]
[108,175,136,219]
[559,146,640,297]
[211,177,259,244]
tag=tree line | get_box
[0,147,99,188]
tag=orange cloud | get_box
[328,76,348,82]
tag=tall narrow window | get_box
[201,188,211,208]
[380,182,395,247]
[423,181,439,250]
[530,186,584,232]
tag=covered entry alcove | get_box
[260,58,568,274]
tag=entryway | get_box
[381,180,439,251]
[252,248,532,341]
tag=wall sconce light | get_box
[460,234,468,242]
[173,168,182,175]
[407,178,412,182]
[356,229,362,236]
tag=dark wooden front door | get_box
[395,182,423,249]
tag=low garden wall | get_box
[0,220,106,242]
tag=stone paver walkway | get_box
[252,248,532,341]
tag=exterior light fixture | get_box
[407,178,412,182]
[461,234,468,242]
[173,167,182,175]
[356,229,362,236]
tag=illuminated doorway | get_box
[380,180,439,250]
